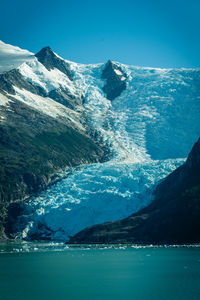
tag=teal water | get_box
[0,244,200,300]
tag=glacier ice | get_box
[14,59,200,241]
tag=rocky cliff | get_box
[101,60,127,100]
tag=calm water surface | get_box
[0,243,200,300]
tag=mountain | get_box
[0,41,200,241]
[0,42,109,238]
[70,138,200,244]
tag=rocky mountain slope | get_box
[0,42,110,238]
[70,138,200,244]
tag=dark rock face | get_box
[0,69,47,96]
[35,47,73,80]
[69,138,200,244]
[153,138,200,206]
[48,88,84,109]
[101,60,127,100]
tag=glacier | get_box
[12,57,200,241]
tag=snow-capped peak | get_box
[35,46,73,80]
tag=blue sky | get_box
[1,0,200,67]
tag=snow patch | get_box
[12,87,84,130]
[114,69,122,76]
[0,93,11,106]
[18,59,79,97]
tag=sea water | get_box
[0,243,200,300]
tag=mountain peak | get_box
[36,46,53,57]
[101,60,127,100]
[35,46,57,67]
[42,46,52,51]
[103,60,116,72]
[105,59,113,66]
[35,46,73,80]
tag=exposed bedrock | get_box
[101,60,127,100]
[35,47,73,80]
